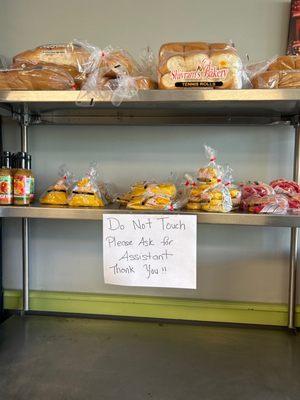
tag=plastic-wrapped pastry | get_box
[184,147,233,212]
[40,165,73,205]
[240,182,275,210]
[223,166,241,209]
[270,179,300,211]
[198,145,222,183]
[199,184,232,212]
[127,194,173,210]
[116,179,187,210]
[246,194,289,214]
[68,164,106,207]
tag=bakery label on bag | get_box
[0,176,13,203]
[171,58,229,85]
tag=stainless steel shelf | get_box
[1,203,299,227]
[0,89,300,125]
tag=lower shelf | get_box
[0,203,300,227]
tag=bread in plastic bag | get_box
[40,165,73,205]
[67,163,106,207]
[247,55,300,89]
[158,41,245,90]
[12,40,97,88]
[0,66,76,90]
[78,46,156,106]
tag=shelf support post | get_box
[288,121,300,331]
[20,108,30,314]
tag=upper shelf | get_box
[0,89,300,125]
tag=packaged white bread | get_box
[158,41,244,90]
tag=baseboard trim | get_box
[4,290,300,327]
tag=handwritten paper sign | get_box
[103,214,197,289]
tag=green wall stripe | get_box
[4,290,300,327]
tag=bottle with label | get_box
[0,151,13,205]
[13,152,34,206]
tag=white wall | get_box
[1,0,298,304]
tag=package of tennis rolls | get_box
[158,41,247,90]
[67,163,107,207]
[40,165,73,205]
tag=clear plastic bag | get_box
[116,176,188,211]
[40,165,73,205]
[67,163,106,207]
[239,181,288,213]
[247,55,300,89]
[12,39,98,89]
[270,179,300,211]
[198,145,222,183]
[0,66,76,90]
[185,147,233,212]
[223,166,241,209]
[78,46,156,106]
[245,194,289,214]
[0,55,9,70]
[158,41,246,90]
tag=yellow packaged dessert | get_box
[40,165,72,205]
[146,183,177,198]
[67,164,106,207]
[117,179,187,210]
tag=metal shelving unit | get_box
[0,89,299,330]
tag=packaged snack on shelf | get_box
[270,178,300,195]
[40,165,73,205]
[12,40,97,88]
[78,46,156,106]
[270,179,300,211]
[0,66,76,90]
[184,147,233,212]
[116,177,188,211]
[245,194,289,214]
[67,163,106,207]
[158,41,246,90]
[240,181,275,209]
[248,55,300,88]
[223,166,241,209]
[240,181,289,214]
[198,145,222,183]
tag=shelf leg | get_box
[22,218,29,313]
[20,120,29,314]
[288,123,300,331]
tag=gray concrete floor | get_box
[0,316,300,400]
